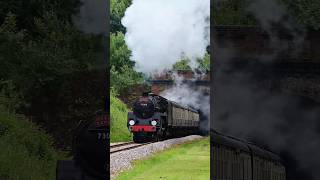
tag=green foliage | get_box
[110,0,131,33]
[172,59,192,70]
[0,14,25,82]
[110,32,133,70]
[110,32,142,93]
[213,0,320,29]
[197,53,210,72]
[0,2,105,179]
[172,53,210,72]
[0,12,104,147]
[117,138,210,180]
[111,65,143,93]
[283,0,320,30]
[0,105,63,180]
[213,0,256,25]
[0,0,80,32]
[0,81,24,112]
[110,1,145,94]
[110,92,132,143]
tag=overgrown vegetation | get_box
[0,105,64,180]
[0,1,105,179]
[110,0,143,143]
[110,91,132,142]
[116,138,210,180]
[0,1,105,148]
[110,32,143,93]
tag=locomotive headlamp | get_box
[151,120,157,126]
[129,120,135,126]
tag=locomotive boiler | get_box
[127,93,200,142]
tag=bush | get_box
[0,106,62,180]
[110,91,132,143]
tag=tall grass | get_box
[0,106,62,180]
[110,92,132,143]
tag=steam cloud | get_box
[73,0,108,34]
[122,0,210,74]
[247,0,286,30]
[214,52,320,180]
[160,74,210,132]
[246,0,305,56]
[122,0,210,132]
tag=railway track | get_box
[110,142,152,154]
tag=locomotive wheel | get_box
[133,133,144,143]
[160,130,167,141]
[153,134,159,142]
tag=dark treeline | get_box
[0,0,105,149]
[213,0,320,30]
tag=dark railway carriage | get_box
[212,131,285,180]
[128,93,200,142]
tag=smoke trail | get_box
[73,0,108,35]
[160,74,210,132]
[246,0,305,57]
[212,0,320,178]
[121,0,210,75]
[213,54,320,180]
[247,0,286,30]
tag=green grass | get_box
[0,106,64,180]
[116,137,210,180]
[110,93,132,142]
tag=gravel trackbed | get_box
[110,135,203,179]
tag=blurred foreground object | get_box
[57,110,109,180]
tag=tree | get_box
[110,32,142,93]
[172,53,210,72]
[110,32,134,70]
[0,0,81,33]
[213,0,256,25]
[213,0,320,29]
[283,0,320,30]
[197,53,210,72]
[0,12,104,148]
[172,59,192,70]
[110,0,131,33]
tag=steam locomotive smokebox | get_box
[72,111,109,179]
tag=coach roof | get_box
[211,130,282,162]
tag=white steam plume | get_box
[160,74,210,132]
[121,0,210,75]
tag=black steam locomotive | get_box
[211,130,286,180]
[127,93,200,142]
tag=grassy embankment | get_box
[117,137,210,180]
[110,93,132,143]
[0,106,65,180]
